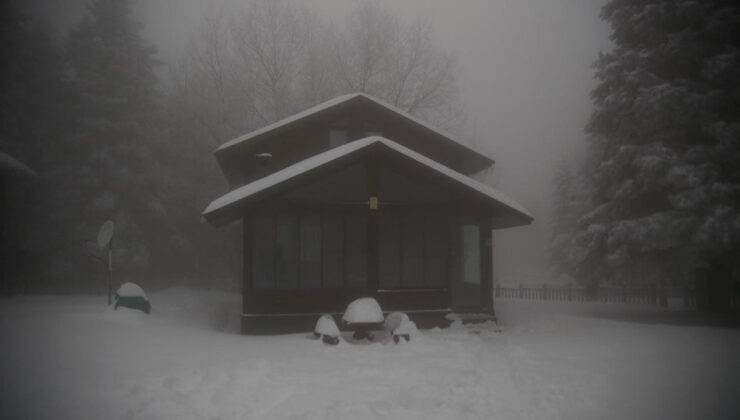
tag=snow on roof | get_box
[204,137,375,216]
[0,151,35,177]
[203,136,532,223]
[215,93,491,163]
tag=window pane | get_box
[252,215,275,289]
[462,223,481,285]
[346,215,367,288]
[424,216,448,288]
[276,215,299,288]
[300,215,321,288]
[402,216,424,287]
[322,215,344,288]
[379,213,400,288]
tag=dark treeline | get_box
[549,1,740,295]
[0,0,464,294]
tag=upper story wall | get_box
[214,94,494,188]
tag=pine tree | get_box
[0,3,70,293]
[578,0,740,289]
[54,0,172,289]
[549,159,586,284]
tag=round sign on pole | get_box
[97,220,114,249]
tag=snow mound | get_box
[314,314,340,337]
[103,305,147,326]
[342,297,383,324]
[116,282,148,299]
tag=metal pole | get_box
[107,239,113,305]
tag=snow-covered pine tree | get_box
[549,160,580,283]
[56,0,173,289]
[579,0,740,290]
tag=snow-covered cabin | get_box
[203,93,532,333]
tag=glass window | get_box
[276,215,299,288]
[329,128,348,148]
[424,216,448,288]
[378,214,400,288]
[346,215,368,288]
[462,223,481,285]
[321,215,344,288]
[300,215,321,288]
[401,216,424,287]
[252,215,275,289]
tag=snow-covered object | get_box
[385,312,416,342]
[314,314,340,338]
[383,312,410,332]
[342,297,384,324]
[203,137,532,227]
[116,282,148,300]
[393,318,416,336]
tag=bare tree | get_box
[230,0,312,123]
[331,1,464,132]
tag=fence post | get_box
[650,284,657,305]
[495,283,501,298]
[567,284,572,301]
[519,283,523,299]
[542,284,548,301]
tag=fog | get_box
[23,0,610,286]
[4,2,740,418]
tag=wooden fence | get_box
[494,284,740,310]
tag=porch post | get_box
[481,218,493,312]
[242,216,252,333]
[367,155,379,291]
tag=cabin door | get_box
[450,218,483,310]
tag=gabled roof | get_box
[203,136,531,228]
[0,151,35,177]
[214,92,493,171]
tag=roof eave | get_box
[203,137,530,228]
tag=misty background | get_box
[6,0,611,290]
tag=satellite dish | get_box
[97,220,114,249]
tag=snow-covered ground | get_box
[2,289,739,420]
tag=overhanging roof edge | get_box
[203,136,530,227]
[213,93,493,166]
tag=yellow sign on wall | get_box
[369,196,378,210]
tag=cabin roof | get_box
[214,93,494,170]
[203,136,531,228]
[0,151,35,177]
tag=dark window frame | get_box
[251,210,369,290]
[378,211,450,291]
